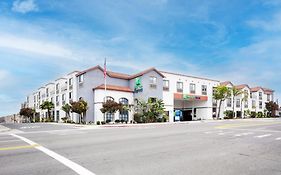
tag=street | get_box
[1,119,281,175]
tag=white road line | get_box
[10,134,95,175]
[0,139,21,143]
[255,134,272,138]
[275,137,281,140]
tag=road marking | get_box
[275,137,281,140]
[216,122,281,129]
[255,134,272,138]
[0,139,21,143]
[0,144,39,151]
[10,134,96,175]
[234,132,254,137]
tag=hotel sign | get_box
[174,93,208,101]
[134,77,143,93]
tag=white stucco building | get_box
[24,65,275,123]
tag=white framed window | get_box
[69,92,72,100]
[163,80,169,91]
[177,82,183,92]
[78,75,84,83]
[236,99,240,108]
[69,78,73,86]
[244,100,248,108]
[259,101,262,109]
[190,83,196,94]
[149,76,157,84]
[202,85,207,95]
[259,92,262,100]
[227,98,232,107]
[267,94,270,101]
[252,100,256,108]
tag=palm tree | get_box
[240,91,249,118]
[213,85,231,119]
[62,103,71,121]
[231,87,243,118]
[40,101,54,121]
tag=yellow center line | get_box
[0,144,40,151]
[215,122,281,129]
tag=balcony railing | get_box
[61,86,67,92]
[163,87,169,91]
[177,89,183,93]
[69,84,73,90]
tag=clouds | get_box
[12,0,38,14]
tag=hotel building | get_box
[23,65,275,123]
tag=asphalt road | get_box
[1,119,281,175]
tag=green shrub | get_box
[101,121,106,125]
[96,121,101,125]
[115,119,120,123]
[257,112,264,118]
[134,113,145,123]
[250,112,256,118]
[224,110,234,119]
[120,119,125,123]
[106,119,111,123]
[61,117,68,123]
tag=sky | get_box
[1,0,281,116]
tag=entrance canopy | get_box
[174,93,208,101]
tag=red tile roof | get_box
[220,81,233,86]
[94,84,133,93]
[234,84,250,90]
[76,65,165,80]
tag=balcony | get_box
[56,101,60,106]
[177,89,183,93]
[69,84,73,90]
[62,100,66,105]
[50,91,55,96]
[56,90,60,94]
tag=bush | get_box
[106,119,111,123]
[115,119,120,123]
[61,117,68,123]
[134,113,145,123]
[96,121,101,125]
[224,110,234,119]
[250,112,256,118]
[257,112,264,118]
[66,120,75,124]
[101,121,106,125]
[120,119,125,123]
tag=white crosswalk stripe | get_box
[275,137,281,140]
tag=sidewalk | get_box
[0,124,11,132]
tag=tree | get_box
[40,101,54,121]
[62,103,71,120]
[265,101,279,117]
[19,107,35,122]
[100,100,123,122]
[213,85,231,120]
[134,98,166,123]
[70,99,88,124]
[240,91,249,118]
[231,87,243,118]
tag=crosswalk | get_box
[204,130,281,141]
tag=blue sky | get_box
[1,0,281,116]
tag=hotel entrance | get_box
[174,93,207,121]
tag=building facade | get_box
[24,65,275,123]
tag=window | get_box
[51,97,53,103]
[250,92,252,98]
[150,76,157,84]
[56,95,59,106]
[105,113,114,122]
[190,83,196,94]
[202,85,207,95]
[227,98,232,107]
[62,94,66,105]
[163,80,169,91]
[236,99,240,108]
[56,83,60,94]
[46,88,49,97]
[149,76,157,88]
[244,100,248,108]
[259,92,262,100]
[119,98,129,122]
[177,82,183,92]
[78,75,84,83]
[69,78,73,90]
[104,96,114,102]
[56,110,60,119]
[69,92,72,100]
[259,101,262,109]
[267,94,270,101]
[252,100,256,108]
